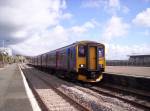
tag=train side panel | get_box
[57,49,67,70]
[41,54,47,68]
[47,52,56,69]
[37,56,41,67]
[29,41,105,83]
[68,46,76,71]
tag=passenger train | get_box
[30,41,105,82]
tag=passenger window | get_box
[78,45,85,57]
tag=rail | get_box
[21,64,89,111]
[88,84,150,110]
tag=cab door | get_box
[89,46,97,70]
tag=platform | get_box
[105,66,150,78]
[0,64,33,111]
[103,66,150,91]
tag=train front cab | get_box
[76,42,105,82]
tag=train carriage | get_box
[30,41,105,82]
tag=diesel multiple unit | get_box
[30,41,105,82]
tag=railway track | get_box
[72,81,150,110]
[21,64,88,111]
[21,64,150,111]
[59,78,150,110]
[87,84,150,110]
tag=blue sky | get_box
[0,0,150,59]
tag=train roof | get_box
[75,40,103,45]
[34,41,104,56]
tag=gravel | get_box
[21,66,81,111]
[22,64,145,111]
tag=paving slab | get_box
[0,64,33,111]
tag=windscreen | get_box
[98,47,104,58]
[78,45,86,57]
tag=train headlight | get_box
[79,64,86,68]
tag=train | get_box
[30,41,105,82]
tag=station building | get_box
[129,55,150,66]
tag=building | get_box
[129,55,150,66]
[106,55,150,66]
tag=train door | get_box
[88,46,97,70]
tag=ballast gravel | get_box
[22,66,82,111]
[22,64,144,111]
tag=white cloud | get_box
[10,19,97,55]
[61,13,73,19]
[11,25,69,56]
[132,8,150,27]
[82,0,120,10]
[70,19,97,35]
[0,0,77,55]
[0,0,68,43]
[81,0,120,9]
[102,16,130,42]
[81,0,130,15]
[81,0,106,8]
[105,43,150,60]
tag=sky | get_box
[0,0,150,60]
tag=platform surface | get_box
[105,66,150,77]
[0,64,33,111]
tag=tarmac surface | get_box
[105,66,150,77]
[0,64,33,111]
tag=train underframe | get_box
[33,65,103,82]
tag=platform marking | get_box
[18,64,41,111]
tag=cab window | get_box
[98,48,104,57]
[78,45,85,57]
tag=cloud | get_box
[81,0,120,9]
[105,43,150,60]
[132,8,150,27]
[10,19,97,56]
[61,13,73,20]
[0,0,77,55]
[81,0,130,15]
[11,25,69,56]
[0,0,68,45]
[69,19,97,35]
[102,16,130,42]
[81,0,106,8]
